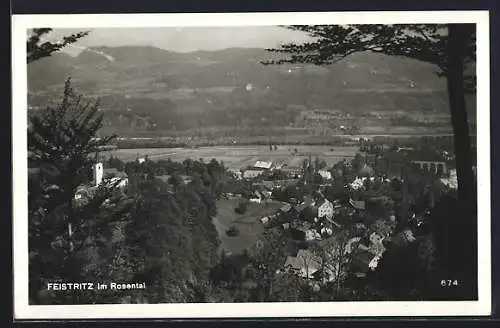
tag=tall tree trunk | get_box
[66,194,80,304]
[446,24,476,216]
[445,23,477,298]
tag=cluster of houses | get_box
[74,162,129,204]
[264,188,419,285]
[230,158,335,182]
[242,152,438,287]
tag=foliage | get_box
[226,225,240,237]
[262,24,475,92]
[28,79,122,304]
[106,156,126,171]
[263,27,477,285]
[28,78,115,190]
[234,200,248,214]
[120,178,220,303]
[310,230,352,298]
[27,28,90,63]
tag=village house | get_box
[317,199,334,219]
[280,165,303,178]
[243,169,264,179]
[284,249,330,280]
[103,168,129,188]
[229,169,243,180]
[249,190,264,203]
[279,203,292,214]
[74,163,129,203]
[390,228,417,247]
[273,160,286,170]
[252,182,273,199]
[349,199,366,215]
[440,168,458,189]
[253,160,274,170]
[318,169,332,180]
[350,247,381,278]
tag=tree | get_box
[28,78,116,302]
[27,28,89,63]
[370,241,428,300]
[235,200,248,214]
[263,24,476,232]
[352,153,364,173]
[247,228,290,301]
[263,24,478,300]
[310,230,352,298]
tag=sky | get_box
[46,26,312,54]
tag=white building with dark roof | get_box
[243,169,264,179]
[318,199,334,219]
[318,169,332,180]
[254,160,273,170]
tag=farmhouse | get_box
[284,249,321,279]
[229,169,243,180]
[318,169,332,180]
[103,168,129,188]
[254,160,274,170]
[440,168,458,189]
[349,199,366,211]
[74,163,128,202]
[243,169,264,179]
[284,249,335,281]
[317,199,334,219]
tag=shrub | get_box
[234,200,248,214]
[226,225,240,237]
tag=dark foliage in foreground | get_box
[27,28,89,64]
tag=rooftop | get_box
[254,160,273,170]
[280,203,292,213]
[284,249,322,278]
[349,199,366,210]
[104,168,128,178]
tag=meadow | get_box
[106,145,360,169]
[212,198,284,255]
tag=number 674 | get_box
[440,279,459,286]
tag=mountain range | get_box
[27,45,475,137]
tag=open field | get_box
[212,198,284,255]
[106,145,361,169]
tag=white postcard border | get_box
[12,11,491,319]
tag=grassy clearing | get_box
[108,145,360,169]
[213,198,284,255]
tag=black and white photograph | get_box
[12,11,491,319]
